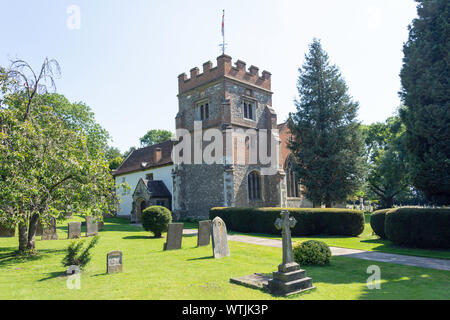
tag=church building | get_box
[113,55,313,222]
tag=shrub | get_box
[385,208,450,249]
[62,236,99,271]
[142,206,172,238]
[370,209,391,239]
[293,240,331,265]
[210,207,365,237]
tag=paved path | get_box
[183,229,450,271]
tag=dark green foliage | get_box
[140,129,173,147]
[62,236,99,270]
[293,240,331,265]
[210,207,365,237]
[142,206,172,238]
[289,39,366,207]
[363,116,410,208]
[370,209,391,239]
[385,208,450,248]
[399,0,450,205]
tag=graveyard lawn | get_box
[213,213,450,260]
[0,217,449,300]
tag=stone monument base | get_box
[267,262,315,296]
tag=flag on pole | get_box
[222,10,225,37]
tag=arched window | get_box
[286,158,300,198]
[248,171,262,201]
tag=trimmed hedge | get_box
[385,208,450,249]
[370,209,391,239]
[209,207,365,237]
[293,240,332,265]
[142,206,172,238]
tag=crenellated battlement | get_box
[178,55,271,94]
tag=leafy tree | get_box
[289,39,367,208]
[0,59,118,252]
[139,129,173,147]
[399,0,450,205]
[104,146,123,170]
[364,115,410,208]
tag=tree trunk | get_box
[27,213,39,250]
[18,221,28,252]
[385,197,394,209]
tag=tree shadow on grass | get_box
[122,235,158,240]
[0,247,66,269]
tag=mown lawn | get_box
[0,217,449,300]
[214,213,450,260]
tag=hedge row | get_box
[209,207,365,237]
[370,209,391,239]
[384,208,450,249]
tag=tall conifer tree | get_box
[289,39,366,207]
[399,0,450,205]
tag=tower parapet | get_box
[178,55,271,94]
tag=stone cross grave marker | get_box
[211,217,230,258]
[197,220,211,247]
[267,210,314,296]
[85,216,98,237]
[107,251,123,274]
[68,222,81,239]
[42,218,58,240]
[163,223,184,251]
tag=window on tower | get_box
[243,100,256,121]
[197,101,210,121]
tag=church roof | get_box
[143,180,171,198]
[113,140,174,177]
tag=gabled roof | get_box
[113,140,174,177]
[144,180,171,198]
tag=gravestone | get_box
[0,224,15,237]
[68,222,81,239]
[36,221,43,236]
[163,223,184,251]
[85,216,98,237]
[267,210,314,296]
[197,220,211,247]
[42,218,58,240]
[211,217,230,258]
[107,251,123,274]
[98,221,104,231]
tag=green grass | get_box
[0,217,449,300]
[225,213,450,260]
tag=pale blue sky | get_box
[0,0,418,152]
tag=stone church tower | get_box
[172,55,287,219]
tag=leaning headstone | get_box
[197,220,211,247]
[267,210,314,296]
[68,222,81,239]
[0,224,15,237]
[42,218,58,240]
[85,216,98,237]
[107,251,123,274]
[211,217,230,258]
[163,223,184,251]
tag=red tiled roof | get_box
[112,140,174,177]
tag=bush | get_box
[370,209,391,239]
[142,206,172,238]
[293,240,331,265]
[62,236,99,271]
[385,208,450,249]
[209,207,365,237]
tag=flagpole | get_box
[222,10,225,55]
